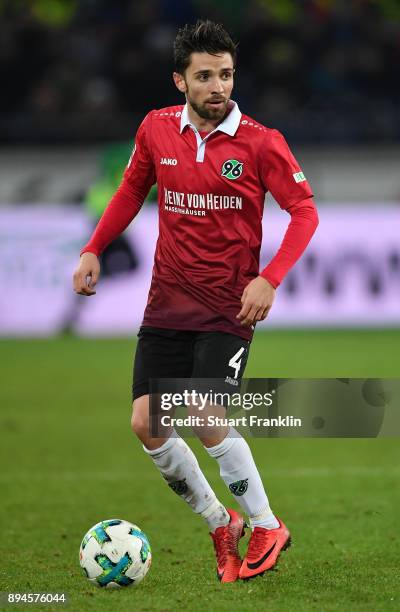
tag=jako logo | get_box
[160,157,177,165]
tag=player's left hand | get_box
[236,276,276,327]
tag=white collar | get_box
[179,100,241,137]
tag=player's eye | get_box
[197,73,209,81]
[221,72,232,80]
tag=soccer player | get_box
[73,20,318,582]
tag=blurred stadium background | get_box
[1,0,400,340]
[1,1,399,609]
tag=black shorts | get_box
[132,326,250,401]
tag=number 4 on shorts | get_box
[228,347,245,379]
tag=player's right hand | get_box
[73,252,100,296]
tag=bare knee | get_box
[131,395,151,442]
[131,395,168,450]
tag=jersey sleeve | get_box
[259,130,318,287]
[124,111,156,192]
[80,113,156,257]
[260,129,313,208]
[260,201,319,287]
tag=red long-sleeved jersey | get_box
[82,102,319,340]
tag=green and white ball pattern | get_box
[79,519,151,588]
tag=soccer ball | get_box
[79,519,152,588]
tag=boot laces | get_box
[247,528,272,560]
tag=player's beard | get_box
[187,94,229,122]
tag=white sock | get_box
[205,428,279,530]
[200,498,230,532]
[144,434,229,532]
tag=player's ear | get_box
[173,72,187,94]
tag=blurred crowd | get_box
[1,0,399,143]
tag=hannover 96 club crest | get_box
[221,159,244,180]
[229,478,249,496]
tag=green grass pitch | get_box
[0,330,399,611]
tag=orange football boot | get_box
[239,517,291,579]
[210,508,246,583]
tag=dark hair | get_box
[174,19,237,74]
